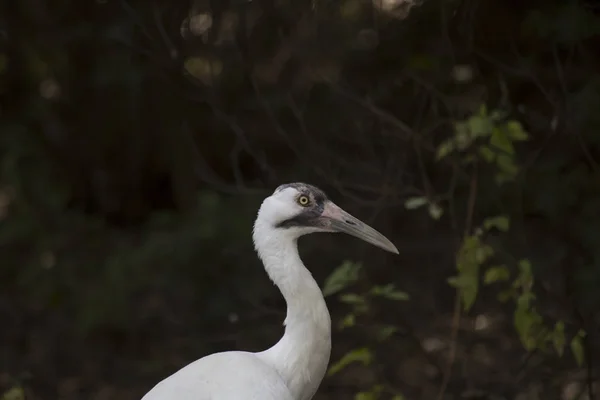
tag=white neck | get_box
[252,219,332,400]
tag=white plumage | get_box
[142,183,398,400]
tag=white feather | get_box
[142,187,331,400]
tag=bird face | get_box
[259,183,398,254]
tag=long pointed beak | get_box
[319,201,398,254]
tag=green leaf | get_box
[496,154,519,177]
[519,260,531,270]
[404,196,428,210]
[468,115,493,138]
[1,387,25,400]
[460,277,478,311]
[382,290,410,301]
[518,259,533,283]
[447,276,461,288]
[328,347,372,376]
[354,386,384,400]
[323,261,362,297]
[355,393,376,400]
[484,265,510,284]
[436,139,455,160]
[514,307,536,351]
[455,131,470,150]
[451,235,491,312]
[516,291,535,308]
[497,289,514,302]
[340,313,356,329]
[480,104,488,115]
[505,120,529,141]
[483,215,510,232]
[428,203,444,220]
[377,325,398,341]
[371,284,410,301]
[513,291,543,351]
[571,335,585,366]
[339,293,366,305]
[478,145,496,162]
[490,128,515,155]
[448,275,478,311]
[475,244,494,263]
[339,293,369,314]
[490,109,508,121]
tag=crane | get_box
[142,182,398,400]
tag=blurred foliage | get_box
[1,0,600,398]
[0,387,25,400]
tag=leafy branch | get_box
[433,105,586,365]
[322,261,409,399]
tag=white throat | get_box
[252,216,332,400]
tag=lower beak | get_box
[319,201,398,254]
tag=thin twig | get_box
[327,83,415,140]
[435,168,478,400]
[153,2,177,58]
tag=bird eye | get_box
[297,195,310,206]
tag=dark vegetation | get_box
[1,0,600,399]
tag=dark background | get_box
[1,0,600,399]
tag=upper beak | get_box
[319,201,398,254]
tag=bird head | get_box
[256,183,398,254]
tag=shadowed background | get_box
[1,0,600,399]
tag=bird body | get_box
[140,351,294,399]
[142,183,398,400]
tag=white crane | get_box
[142,182,398,400]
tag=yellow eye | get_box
[298,195,310,206]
